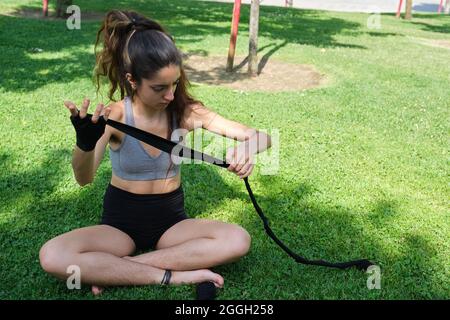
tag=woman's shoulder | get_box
[183,102,210,131]
[182,102,215,131]
[105,100,126,143]
[106,99,125,122]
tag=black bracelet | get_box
[161,270,171,285]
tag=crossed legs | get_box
[39,219,251,291]
[128,218,252,270]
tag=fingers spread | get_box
[64,101,79,117]
[91,103,104,123]
[79,98,90,118]
[103,107,111,121]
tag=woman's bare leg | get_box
[91,219,249,295]
[39,225,224,290]
[127,219,252,270]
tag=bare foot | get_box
[91,285,104,296]
[170,269,224,288]
[123,256,224,288]
[91,256,224,295]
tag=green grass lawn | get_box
[0,0,449,300]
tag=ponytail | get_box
[94,10,169,101]
[93,10,205,179]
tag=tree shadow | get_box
[367,199,401,227]
[234,40,289,75]
[167,2,368,49]
[257,40,290,75]
[181,41,289,85]
[246,175,447,298]
[176,164,448,298]
[0,0,371,94]
[365,31,400,37]
[410,21,450,34]
[2,0,446,299]
[0,149,73,217]
[0,148,107,299]
[0,147,447,299]
[0,14,99,93]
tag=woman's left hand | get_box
[226,143,255,179]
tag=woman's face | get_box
[131,64,181,110]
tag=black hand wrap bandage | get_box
[70,113,106,152]
[106,118,376,272]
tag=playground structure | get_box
[226,0,242,72]
[395,0,449,17]
[42,0,450,17]
[42,0,73,17]
[43,0,48,16]
[224,0,450,72]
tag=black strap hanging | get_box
[106,118,374,271]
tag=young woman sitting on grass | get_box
[39,9,271,297]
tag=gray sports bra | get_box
[109,96,182,181]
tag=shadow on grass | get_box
[0,14,99,93]
[181,41,289,86]
[0,148,447,299]
[410,21,450,34]
[0,0,370,93]
[226,173,447,299]
[365,31,400,37]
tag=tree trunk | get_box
[56,0,73,18]
[405,0,413,20]
[226,0,242,72]
[43,0,48,17]
[248,0,260,76]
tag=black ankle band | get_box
[161,270,171,285]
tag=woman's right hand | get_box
[64,98,111,152]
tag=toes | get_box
[214,275,224,288]
[91,286,104,296]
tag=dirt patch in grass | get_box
[426,39,450,49]
[183,53,328,92]
[5,9,328,93]
[414,37,450,50]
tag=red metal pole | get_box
[43,0,48,17]
[226,0,242,72]
[438,0,444,13]
[396,0,403,18]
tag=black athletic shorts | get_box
[100,183,189,251]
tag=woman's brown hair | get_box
[94,10,203,176]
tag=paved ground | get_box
[203,0,446,13]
